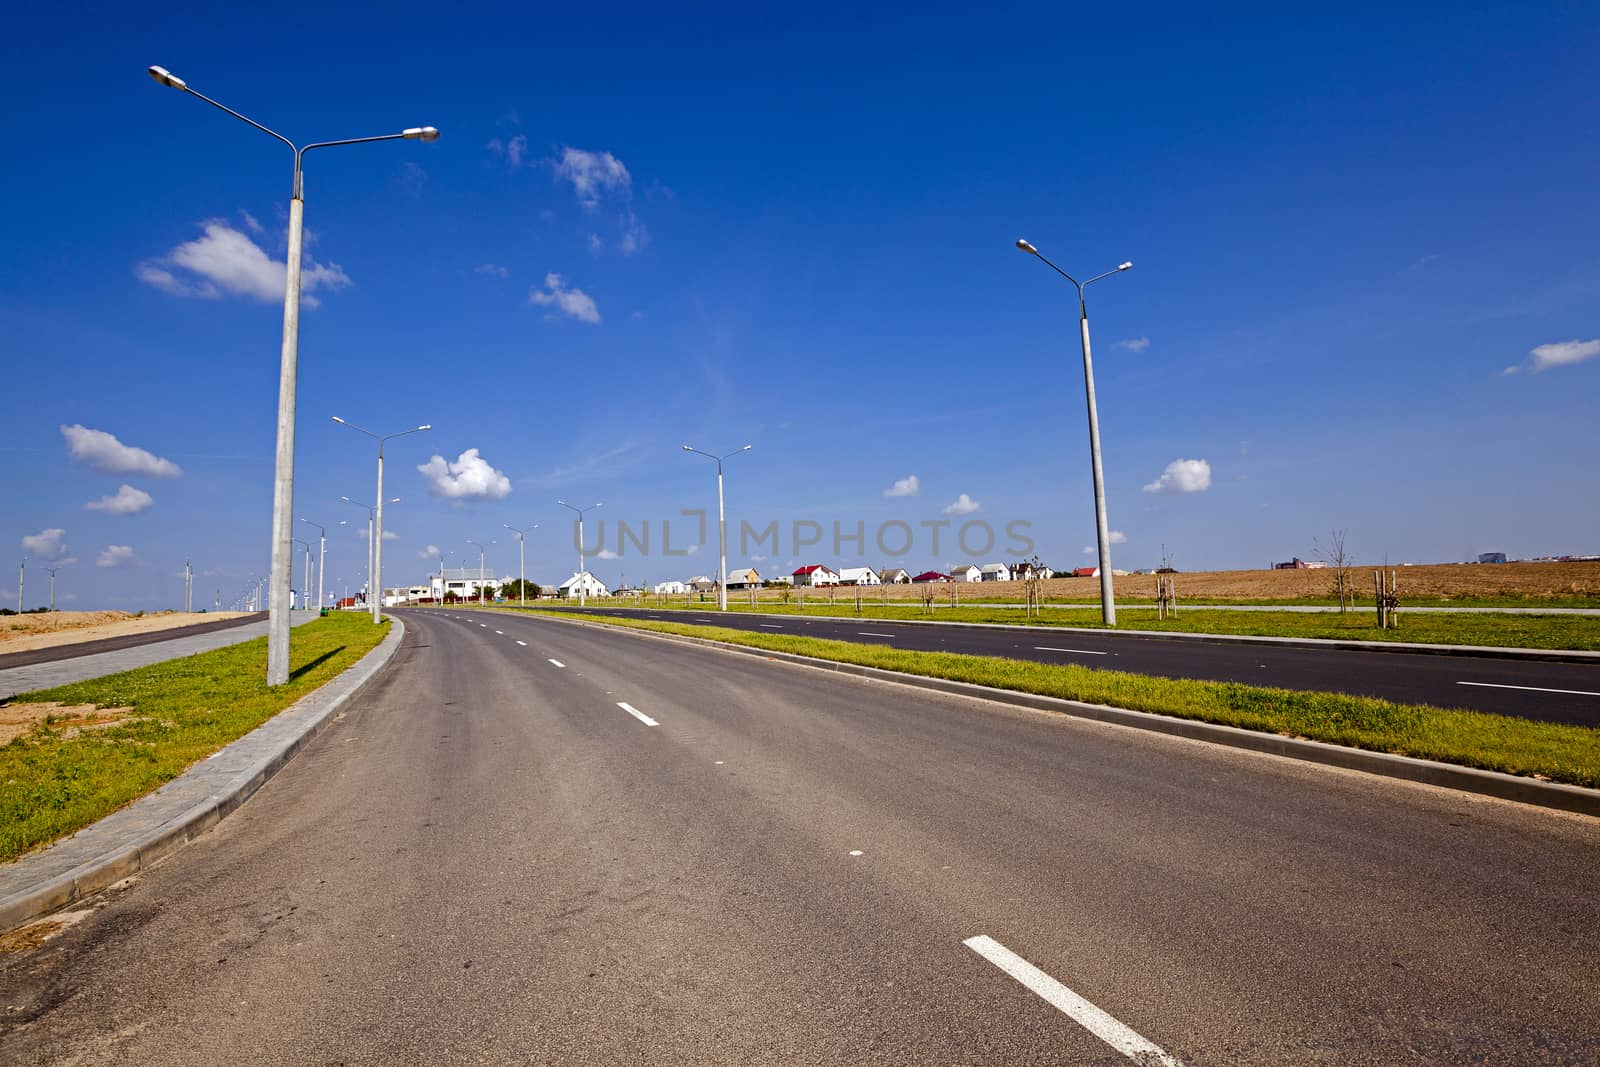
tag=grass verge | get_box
[512,608,1600,789]
[591,601,1600,651]
[0,613,389,863]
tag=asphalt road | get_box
[2,609,1596,1064]
[0,612,267,670]
[552,605,1600,727]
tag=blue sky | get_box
[3,4,1597,608]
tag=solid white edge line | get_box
[548,658,566,668]
[859,632,895,637]
[963,935,1183,1066]
[759,623,783,628]
[616,701,659,727]
[1034,646,1109,656]
[1457,680,1600,697]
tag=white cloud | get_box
[552,147,631,208]
[419,544,441,559]
[587,233,604,256]
[943,493,981,516]
[136,220,351,309]
[617,212,648,256]
[61,424,182,478]
[750,554,768,562]
[686,544,700,555]
[1507,337,1600,375]
[1143,458,1212,494]
[1114,337,1151,352]
[97,545,134,568]
[884,475,920,498]
[22,528,70,561]
[357,527,399,542]
[474,263,509,278]
[487,134,528,167]
[1109,529,1127,544]
[529,273,601,324]
[85,484,154,515]
[595,548,620,560]
[418,448,513,500]
[239,209,263,233]
[1081,545,1095,556]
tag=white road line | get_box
[1457,681,1600,697]
[516,640,527,646]
[616,701,659,727]
[479,623,488,628]
[548,659,566,668]
[759,623,783,629]
[858,632,895,638]
[495,630,504,634]
[1034,646,1108,656]
[963,936,1183,1066]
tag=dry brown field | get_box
[735,561,1600,603]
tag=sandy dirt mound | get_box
[0,611,252,653]
[0,702,140,744]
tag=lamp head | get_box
[682,444,694,452]
[1118,261,1133,271]
[416,424,432,431]
[331,415,346,424]
[1016,239,1038,255]
[403,127,441,142]
[148,65,187,90]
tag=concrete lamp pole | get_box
[148,64,437,685]
[332,418,430,623]
[45,566,64,612]
[556,501,602,607]
[1015,239,1132,627]
[293,539,315,611]
[682,444,752,611]
[342,496,399,613]
[503,523,540,607]
[299,518,327,616]
[17,559,25,614]
[465,539,494,605]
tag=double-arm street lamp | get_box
[1015,239,1133,626]
[681,445,752,611]
[299,518,328,616]
[555,501,602,607]
[342,496,399,610]
[333,418,430,623]
[465,539,495,605]
[148,64,438,685]
[503,523,540,607]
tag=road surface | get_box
[1,608,1595,1064]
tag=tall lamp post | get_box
[1015,239,1132,626]
[293,539,314,610]
[556,501,602,607]
[300,518,327,616]
[681,444,752,611]
[503,523,540,607]
[332,418,430,623]
[466,539,495,605]
[148,64,438,685]
[45,565,64,612]
[342,496,399,612]
[17,559,25,614]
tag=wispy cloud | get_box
[418,448,513,500]
[1143,458,1212,494]
[487,133,528,167]
[419,544,441,559]
[1504,337,1600,375]
[85,484,154,515]
[884,475,920,498]
[136,219,351,308]
[22,528,71,561]
[474,263,510,278]
[1114,337,1151,352]
[552,147,631,208]
[529,273,601,324]
[943,493,980,516]
[96,545,134,568]
[61,425,182,477]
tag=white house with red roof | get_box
[792,564,841,587]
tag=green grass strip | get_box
[0,613,389,863]
[508,607,1600,789]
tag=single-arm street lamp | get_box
[333,418,430,623]
[299,518,328,616]
[465,539,495,605]
[1016,239,1133,626]
[45,564,66,612]
[342,496,399,610]
[293,539,313,610]
[681,444,753,611]
[503,523,540,607]
[149,64,438,685]
[556,501,602,607]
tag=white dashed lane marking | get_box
[548,659,566,668]
[516,640,527,646]
[616,701,659,727]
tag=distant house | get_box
[1010,562,1043,581]
[558,571,610,599]
[766,575,795,586]
[1274,558,1311,570]
[979,563,1012,582]
[912,570,951,583]
[654,580,687,594]
[1071,566,1099,578]
[948,564,982,583]
[879,567,912,584]
[839,566,881,586]
[1478,552,1508,564]
[793,564,841,587]
[727,567,762,589]
[612,585,642,599]
[687,575,718,593]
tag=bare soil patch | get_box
[0,611,251,653]
[0,702,140,745]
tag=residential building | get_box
[979,563,1012,582]
[687,575,718,593]
[727,567,762,589]
[948,564,982,583]
[793,564,841,587]
[1478,552,1508,564]
[912,570,951,583]
[879,567,912,584]
[654,580,687,594]
[557,571,610,599]
[839,566,881,586]
[432,567,502,601]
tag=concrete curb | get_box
[0,615,406,934]
[547,606,1600,663]
[539,613,1600,819]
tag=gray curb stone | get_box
[0,616,406,934]
[539,613,1600,819]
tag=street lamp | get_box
[44,564,65,612]
[332,417,430,623]
[16,558,24,614]
[556,501,602,607]
[1016,238,1133,626]
[465,539,495,605]
[341,496,399,611]
[503,523,540,607]
[149,64,438,685]
[681,444,753,611]
[299,518,328,617]
[293,539,313,610]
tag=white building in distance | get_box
[559,571,610,599]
